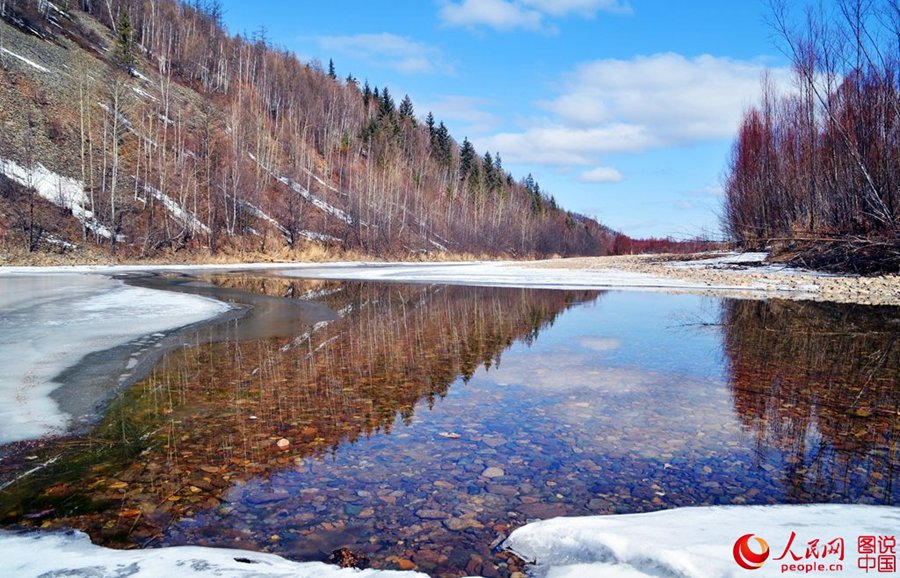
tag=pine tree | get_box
[435,122,451,167]
[459,138,476,182]
[115,9,135,71]
[362,81,372,107]
[425,112,435,138]
[398,95,414,120]
[328,58,336,79]
[483,151,494,190]
[379,87,395,118]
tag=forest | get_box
[0,0,614,260]
[723,0,900,272]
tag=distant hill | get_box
[0,0,615,262]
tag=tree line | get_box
[0,0,614,258]
[723,0,900,271]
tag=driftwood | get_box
[768,237,900,274]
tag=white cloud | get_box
[579,167,624,183]
[439,0,629,31]
[440,0,542,30]
[418,95,500,136]
[316,33,449,75]
[543,53,789,141]
[521,0,632,17]
[480,53,792,167]
[479,123,658,166]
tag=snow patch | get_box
[140,182,210,233]
[0,47,50,72]
[504,505,900,578]
[0,158,122,241]
[0,274,229,444]
[278,262,708,291]
[248,152,355,226]
[276,174,355,225]
[0,530,425,578]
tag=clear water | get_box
[1,274,897,578]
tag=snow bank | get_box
[0,158,121,240]
[0,530,425,578]
[277,262,714,291]
[504,505,900,578]
[0,274,229,444]
[0,260,824,296]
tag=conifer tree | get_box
[115,9,135,71]
[379,87,395,117]
[459,138,476,181]
[398,95,414,120]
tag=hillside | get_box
[0,0,613,263]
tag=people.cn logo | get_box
[734,534,771,570]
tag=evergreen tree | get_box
[398,95,414,120]
[328,58,336,79]
[435,122,451,167]
[362,80,372,106]
[379,86,395,118]
[425,111,435,138]
[115,9,136,71]
[483,151,495,189]
[459,138,476,181]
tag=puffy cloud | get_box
[439,0,630,31]
[478,123,658,166]
[480,53,792,168]
[579,167,624,183]
[316,33,449,75]
[542,53,788,141]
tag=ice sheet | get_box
[504,504,900,578]
[0,274,229,444]
[277,261,722,291]
[0,529,426,578]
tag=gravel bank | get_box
[526,253,900,306]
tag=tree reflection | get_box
[722,299,899,504]
[0,278,599,549]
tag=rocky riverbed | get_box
[526,253,900,306]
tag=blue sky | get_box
[218,1,790,239]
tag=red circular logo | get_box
[733,534,770,570]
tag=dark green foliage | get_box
[398,95,414,120]
[459,138,476,182]
[115,9,135,70]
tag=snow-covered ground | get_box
[276,261,745,292]
[505,505,900,578]
[0,530,425,578]
[2,505,896,578]
[0,274,229,444]
[0,158,122,240]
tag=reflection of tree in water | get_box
[722,299,899,504]
[1,278,599,550]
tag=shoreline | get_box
[1,252,898,305]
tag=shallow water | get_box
[1,274,897,577]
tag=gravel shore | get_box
[526,253,900,306]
